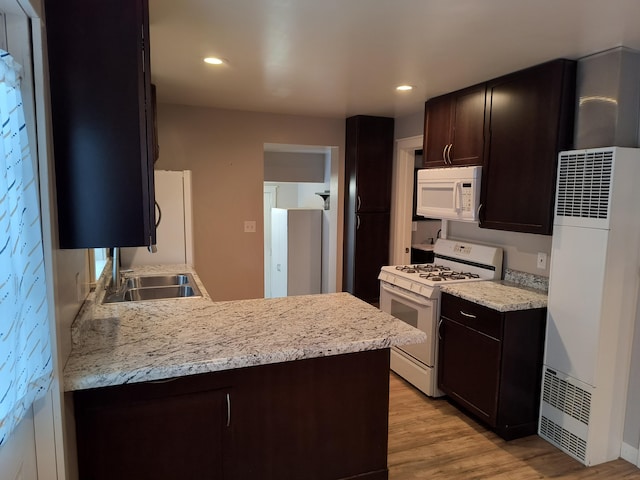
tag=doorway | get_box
[391,135,441,265]
[263,144,339,297]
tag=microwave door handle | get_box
[453,181,462,212]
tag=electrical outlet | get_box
[244,220,256,233]
[537,252,547,270]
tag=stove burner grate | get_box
[391,265,485,283]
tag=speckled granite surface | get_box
[503,268,549,293]
[64,264,425,392]
[440,280,548,312]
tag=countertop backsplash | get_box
[503,268,549,293]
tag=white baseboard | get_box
[621,441,639,467]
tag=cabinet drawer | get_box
[440,292,502,339]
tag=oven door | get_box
[379,282,437,366]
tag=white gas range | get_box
[378,239,503,397]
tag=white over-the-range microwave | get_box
[415,165,481,222]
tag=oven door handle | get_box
[381,283,432,307]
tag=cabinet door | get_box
[350,212,390,303]
[480,59,576,234]
[438,317,501,426]
[423,96,452,167]
[45,0,156,248]
[75,386,230,480]
[346,115,394,212]
[423,85,486,168]
[231,350,390,480]
[449,84,486,166]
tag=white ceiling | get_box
[149,0,640,119]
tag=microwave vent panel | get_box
[555,150,613,223]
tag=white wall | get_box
[395,110,423,139]
[447,221,552,276]
[412,220,441,247]
[265,182,328,210]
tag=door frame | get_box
[263,144,341,295]
[263,185,278,298]
[390,135,423,265]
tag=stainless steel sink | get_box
[103,272,202,303]
[125,274,191,289]
[123,285,199,301]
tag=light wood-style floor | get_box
[387,373,640,479]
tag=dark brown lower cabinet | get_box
[348,211,391,303]
[438,293,546,440]
[74,349,390,480]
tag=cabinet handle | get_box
[357,195,361,212]
[356,214,361,230]
[446,143,453,164]
[155,200,162,228]
[442,144,448,163]
[438,319,443,340]
[460,310,477,319]
[477,203,483,221]
[226,392,231,427]
[147,377,179,384]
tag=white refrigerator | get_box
[270,208,322,297]
[122,170,194,267]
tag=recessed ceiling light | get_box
[396,85,414,91]
[204,57,225,65]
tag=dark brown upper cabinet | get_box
[46,0,156,248]
[479,59,576,235]
[423,83,487,168]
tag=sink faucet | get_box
[111,247,121,292]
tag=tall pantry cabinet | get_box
[343,115,394,304]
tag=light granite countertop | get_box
[440,280,548,312]
[63,264,425,392]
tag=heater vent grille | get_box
[540,415,587,462]
[556,150,613,219]
[542,369,592,425]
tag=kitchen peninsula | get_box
[65,264,424,480]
